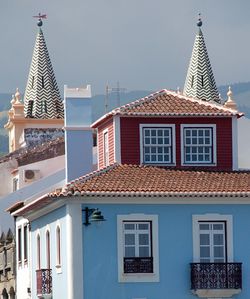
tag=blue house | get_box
[10,17,250,299]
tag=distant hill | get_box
[0,82,250,156]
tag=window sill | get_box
[143,163,176,166]
[55,264,62,274]
[182,163,216,167]
[119,272,159,283]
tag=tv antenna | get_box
[105,81,126,112]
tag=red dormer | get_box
[92,90,243,171]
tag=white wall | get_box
[18,155,65,189]
[238,117,250,169]
[15,217,31,299]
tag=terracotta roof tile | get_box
[92,90,243,127]
[0,137,64,166]
[51,164,250,197]
[14,164,250,217]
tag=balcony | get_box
[36,269,52,299]
[124,257,153,273]
[190,263,242,298]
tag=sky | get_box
[1,0,250,95]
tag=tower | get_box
[5,15,64,152]
[183,15,220,103]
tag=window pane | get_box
[139,234,149,245]
[213,234,224,245]
[214,247,224,258]
[200,247,210,258]
[125,247,135,257]
[200,224,210,230]
[200,234,209,245]
[138,224,149,230]
[213,224,223,230]
[139,247,150,257]
[124,224,135,230]
[125,234,135,245]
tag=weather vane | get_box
[33,13,47,27]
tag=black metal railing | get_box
[124,257,153,273]
[36,269,52,296]
[190,263,242,290]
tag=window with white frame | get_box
[46,231,50,269]
[182,125,216,165]
[103,130,109,166]
[117,214,159,283]
[56,226,61,267]
[37,234,41,270]
[198,222,226,263]
[23,225,28,262]
[17,227,22,264]
[140,125,175,165]
[192,214,233,263]
[123,221,152,273]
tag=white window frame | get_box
[117,214,159,283]
[181,124,217,166]
[36,232,41,270]
[103,129,109,167]
[140,124,176,165]
[55,224,62,273]
[192,214,233,263]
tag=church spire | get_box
[23,14,64,119]
[183,15,220,103]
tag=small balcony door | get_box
[199,221,226,263]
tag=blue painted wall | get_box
[82,203,250,299]
[30,205,67,299]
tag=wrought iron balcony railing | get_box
[190,263,242,290]
[36,269,52,297]
[124,257,153,273]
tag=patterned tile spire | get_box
[183,15,220,103]
[24,15,64,119]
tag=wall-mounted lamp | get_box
[83,207,106,226]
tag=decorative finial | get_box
[197,13,202,27]
[11,94,16,105]
[33,13,47,27]
[15,88,21,103]
[224,86,237,110]
[227,86,233,98]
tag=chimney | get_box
[64,85,93,183]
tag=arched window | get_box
[37,234,41,270]
[2,288,8,299]
[46,231,50,269]
[56,226,61,266]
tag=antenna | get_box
[110,81,127,107]
[105,84,109,113]
[104,82,127,113]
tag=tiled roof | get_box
[92,90,242,127]
[50,164,250,198]
[14,164,250,217]
[0,137,64,166]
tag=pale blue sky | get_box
[1,0,250,95]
